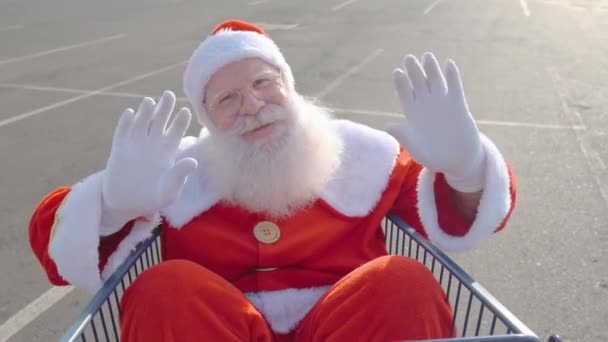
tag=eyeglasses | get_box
[205,70,284,116]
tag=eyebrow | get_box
[252,67,279,77]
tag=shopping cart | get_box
[59,213,562,342]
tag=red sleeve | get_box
[391,155,517,241]
[433,169,517,236]
[389,157,432,239]
[29,187,133,286]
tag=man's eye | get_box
[253,75,275,88]
[219,93,237,104]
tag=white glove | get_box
[100,91,198,234]
[387,53,486,192]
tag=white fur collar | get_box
[162,120,400,228]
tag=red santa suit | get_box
[30,118,516,341]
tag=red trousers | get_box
[120,256,453,341]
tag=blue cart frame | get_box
[59,213,561,342]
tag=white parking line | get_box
[0,82,189,102]
[520,0,531,16]
[249,0,270,4]
[547,65,607,205]
[0,83,149,99]
[0,286,74,342]
[0,25,23,32]
[0,34,125,66]
[254,22,299,31]
[332,0,359,11]
[334,108,402,118]
[0,83,586,131]
[537,0,585,11]
[424,0,443,15]
[315,48,384,99]
[474,119,584,129]
[333,107,586,130]
[0,60,185,128]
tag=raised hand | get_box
[101,91,198,228]
[387,52,485,192]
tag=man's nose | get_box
[239,90,264,116]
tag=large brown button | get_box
[253,221,281,244]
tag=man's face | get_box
[201,59,342,218]
[203,58,291,143]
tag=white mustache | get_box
[233,105,287,135]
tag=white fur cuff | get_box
[101,216,160,280]
[417,134,512,252]
[48,171,160,294]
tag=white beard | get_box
[204,94,343,219]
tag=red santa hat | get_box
[183,19,295,127]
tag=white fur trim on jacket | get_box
[162,131,223,228]
[246,286,331,334]
[319,120,400,217]
[100,217,160,280]
[162,121,401,227]
[48,171,160,294]
[417,134,512,252]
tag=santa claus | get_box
[29,19,516,341]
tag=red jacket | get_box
[29,120,516,333]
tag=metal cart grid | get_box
[60,213,545,342]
